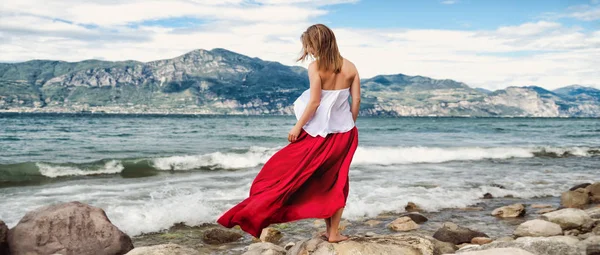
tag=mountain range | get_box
[1,48,599,117]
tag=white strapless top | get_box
[293,88,355,137]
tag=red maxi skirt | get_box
[217,126,359,237]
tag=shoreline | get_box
[2,181,599,254]
[130,195,558,253]
[0,109,597,118]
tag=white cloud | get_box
[0,0,598,90]
[441,0,458,5]
[570,7,600,21]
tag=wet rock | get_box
[578,236,600,255]
[400,212,429,224]
[387,217,420,232]
[259,227,282,244]
[287,234,435,255]
[405,202,423,212]
[587,182,600,203]
[338,220,351,231]
[593,224,600,235]
[432,239,457,255]
[578,232,593,240]
[564,229,580,236]
[432,222,489,245]
[457,248,536,255]
[284,242,295,251]
[494,236,515,242]
[570,183,592,191]
[243,242,286,255]
[7,201,133,255]
[531,204,553,209]
[588,245,600,255]
[585,206,600,219]
[491,184,506,189]
[536,208,557,214]
[471,237,492,244]
[364,220,382,227]
[514,219,562,237]
[457,236,583,255]
[562,188,591,208]
[365,232,377,237]
[541,208,592,230]
[125,243,200,255]
[457,244,479,250]
[491,203,526,218]
[0,220,7,255]
[483,193,493,199]
[504,194,515,198]
[201,228,242,245]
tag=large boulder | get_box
[201,228,242,244]
[125,244,199,255]
[514,219,563,237]
[0,220,8,255]
[491,203,526,218]
[457,248,535,255]
[432,222,488,245]
[588,182,600,203]
[387,217,420,232]
[457,236,583,255]
[7,201,133,255]
[585,206,600,219]
[287,234,435,255]
[541,208,592,230]
[243,242,286,255]
[561,188,590,208]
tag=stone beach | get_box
[2,181,600,255]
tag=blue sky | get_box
[323,0,592,30]
[0,0,598,90]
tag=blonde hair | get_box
[297,24,343,73]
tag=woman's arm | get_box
[288,63,322,142]
[350,71,361,122]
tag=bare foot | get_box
[319,231,329,239]
[328,234,349,243]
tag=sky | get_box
[0,0,599,90]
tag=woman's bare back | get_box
[318,59,358,91]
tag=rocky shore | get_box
[1,182,599,255]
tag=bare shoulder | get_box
[342,58,358,75]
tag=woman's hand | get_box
[288,125,302,143]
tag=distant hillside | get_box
[0,48,599,117]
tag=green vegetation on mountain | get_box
[1,48,598,117]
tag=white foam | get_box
[37,160,124,178]
[151,146,278,171]
[352,146,535,165]
[150,146,595,171]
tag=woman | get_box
[217,24,360,243]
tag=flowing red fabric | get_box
[217,126,358,237]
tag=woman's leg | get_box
[320,217,332,238]
[328,207,348,243]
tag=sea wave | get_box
[0,146,597,186]
[36,160,124,178]
[151,146,278,171]
[352,146,597,165]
